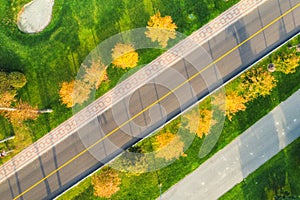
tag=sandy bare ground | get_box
[17,0,54,34]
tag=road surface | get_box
[0,0,299,199]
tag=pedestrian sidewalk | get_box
[161,89,300,199]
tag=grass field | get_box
[59,36,300,200]
[220,137,300,200]
[0,0,239,160]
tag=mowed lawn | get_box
[220,137,300,200]
[0,0,239,144]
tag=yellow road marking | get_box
[13,3,299,199]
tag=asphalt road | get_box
[0,0,299,199]
[161,88,300,200]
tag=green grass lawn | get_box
[0,0,299,198]
[0,0,239,157]
[220,137,300,200]
[59,36,300,200]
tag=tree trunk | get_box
[0,107,53,113]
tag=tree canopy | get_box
[274,52,300,74]
[111,150,149,176]
[239,67,277,101]
[59,80,75,108]
[213,91,247,121]
[0,71,40,122]
[145,12,177,48]
[83,59,108,89]
[0,71,27,93]
[8,72,27,88]
[112,43,139,69]
[4,101,39,124]
[92,167,121,198]
[154,132,185,161]
[59,59,108,107]
[184,109,216,138]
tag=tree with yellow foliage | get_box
[0,91,16,108]
[3,101,39,123]
[154,132,185,161]
[184,109,216,138]
[59,81,75,108]
[145,12,177,48]
[274,52,300,74]
[59,80,92,107]
[0,71,50,123]
[59,59,108,108]
[83,59,108,89]
[112,43,139,69]
[92,167,121,198]
[240,67,277,101]
[213,91,247,121]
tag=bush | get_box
[8,72,27,89]
[0,72,9,92]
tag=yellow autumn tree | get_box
[154,132,185,161]
[274,53,300,74]
[4,101,39,123]
[112,43,139,69]
[59,81,75,108]
[184,109,217,138]
[59,80,91,107]
[240,67,277,101]
[145,12,177,48]
[213,91,247,121]
[83,59,108,89]
[0,71,45,123]
[60,58,108,108]
[92,167,121,198]
[72,80,92,105]
[0,91,16,108]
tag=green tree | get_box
[0,72,10,92]
[8,72,27,88]
[112,150,149,176]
